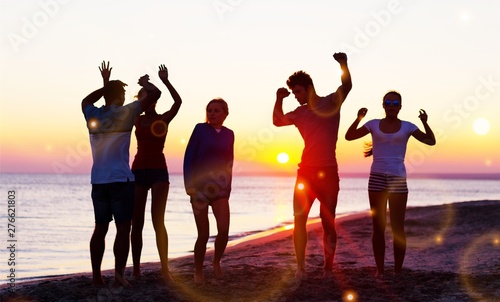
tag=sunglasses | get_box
[384,100,400,107]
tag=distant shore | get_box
[2,199,499,302]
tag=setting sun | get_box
[473,118,490,136]
[277,152,289,164]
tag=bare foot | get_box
[114,271,131,288]
[375,271,384,278]
[194,272,204,285]
[323,269,333,278]
[213,261,224,280]
[295,268,306,280]
[162,270,174,283]
[132,267,141,279]
[91,276,106,286]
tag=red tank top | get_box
[131,115,168,170]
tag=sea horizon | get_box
[1,171,499,179]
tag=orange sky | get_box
[1,2,499,176]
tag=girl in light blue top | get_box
[345,91,436,277]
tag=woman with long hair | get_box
[345,91,436,277]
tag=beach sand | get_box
[2,200,499,302]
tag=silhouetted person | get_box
[345,91,436,277]
[131,64,182,282]
[81,61,161,287]
[272,53,352,278]
[183,98,234,284]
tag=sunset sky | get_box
[1,0,499,176]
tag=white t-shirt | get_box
[84,102,142,184]
[363,119,418,177]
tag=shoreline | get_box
[2,199,499,301]
[0,212,364,287]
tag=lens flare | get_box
[460,232,500,300]
[89,120,98,128]
[151,120,167,137]
[344,291,357,301]
[297,183,305,190]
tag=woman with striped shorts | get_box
[345,91,436,277]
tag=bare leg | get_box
[151,181,173,282]
[388,193,408,274]
[319,198,337,276]
[131,185,148,277]
[192,201,210,284]
[211,198,230,279]
[292,182,314,278]
[90,223,109,286]
[369,191,388,277]
[293,214,308,277]
[114,221,131,287]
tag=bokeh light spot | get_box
[151,120,167,137]
[344,291,357,301]
[297,183,305,190]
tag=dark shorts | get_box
[293,166,340,217]
[91,181,135,224]
[132,168,170,189]
[368,172,408,193]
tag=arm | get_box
[137,75,162,112]
[273,87,294,126]
[226,131,235,193]
[158,64,182,123]
[81,61,112,113]
[81,88,104,113]
[332,52,352,103]
[412,109,436,145]
[99,61,111,86]
[345,108,370,140]
[183,125,199,196]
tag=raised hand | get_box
[333,52,348,64]
[99,61,112,84]
[418,109,428,123]
[158,64,168,82]
[276,87,291,99]
[137,74,150,87]
[357,107,368,119]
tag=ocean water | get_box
[0,173,498,283]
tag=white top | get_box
[363,119,418,177]
[83,102,142,184]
